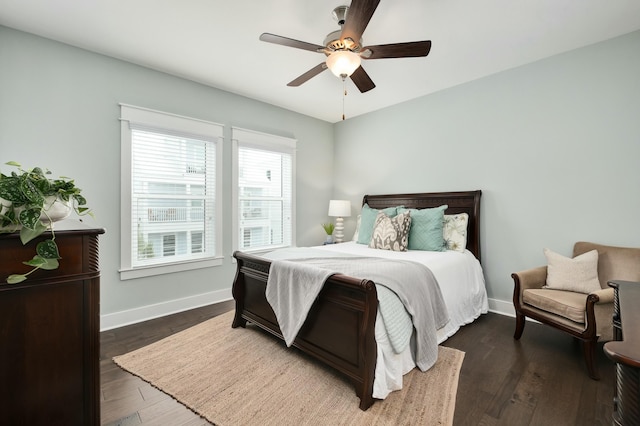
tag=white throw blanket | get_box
[265,259,334,346]
[265,256,449,371]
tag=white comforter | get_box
[263,242,488,399]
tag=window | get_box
[191,232,203,254]
[162,234,176,257]
[120,104,223,279]
[232,127,296,253]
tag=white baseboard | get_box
[487,297,515,317]
[487,297,540,323]
[101,294,522,332]
[100,288,233,331]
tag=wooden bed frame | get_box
[231,190,482,410]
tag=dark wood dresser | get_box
[0,222,104,426]
[604,280,640,426]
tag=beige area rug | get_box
[113,310,464,426]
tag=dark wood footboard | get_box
[231,250,379,411]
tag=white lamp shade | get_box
[328,200,351,217]
[326,51,361,78]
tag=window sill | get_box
[119,256,224,280]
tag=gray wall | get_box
[2,24,639,324]
[333,30,640,308]
[0,26,334,325]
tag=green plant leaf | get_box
[6,274,27,284]
[19,208,42,230]
[24,255,48,267]
[19,225,38,244]
[321,222,335,235]
[75,194,87,206]
[20,221,47,245]
[27,256,59,270]
[19,176,44,205]
[33,176,52,195]
[5,161,21,167]
[19,220,47,244]
[36,239,61,259]
[0,178,24,202]
[0,209,18,228]
[40,258,59,270]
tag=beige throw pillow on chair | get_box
[543,248,601,294]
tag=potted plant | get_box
[321,222,335,244]
[0,161,92,283]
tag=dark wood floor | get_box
[445,313,614,426]
[100,302,615,426]
[100,302,234,426]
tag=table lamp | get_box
[328,200,351,243]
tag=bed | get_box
[231,190,487,410]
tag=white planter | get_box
[40,196,72,223]
[0,197,10,217]
[0,195,72,230]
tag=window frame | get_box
[119,104,224,280]
[232,127,296,255]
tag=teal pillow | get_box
[356,204,398,244]
[397,205,447,251]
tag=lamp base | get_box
[334,217,345,243]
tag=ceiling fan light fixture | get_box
[326,50,361,78]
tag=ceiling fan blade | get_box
[362,41,432,59]
[340,0,380,46]
[260,33,325,53]
[287,63,328,87]
[350,65,376,93]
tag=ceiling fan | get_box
[259,0,432,93]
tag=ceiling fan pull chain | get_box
[342,77,347,120]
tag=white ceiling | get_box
[2,0,640,123]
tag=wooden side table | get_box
[604,280,640,426]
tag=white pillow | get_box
[543,248,601,294]
[443,213,468,252]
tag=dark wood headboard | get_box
[362,190,482,262]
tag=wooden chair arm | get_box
[512,265,547,312]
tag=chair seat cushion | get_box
[523,288,587,324]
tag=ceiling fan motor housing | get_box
[326,6,362,52]
[324,30,362,53]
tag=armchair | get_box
[512,241,640,379]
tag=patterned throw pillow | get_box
[443,213,469,252]
[369,211,412,252]
[357,204,398,245]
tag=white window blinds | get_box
[232,127,296,252]
[120,105,223,279]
